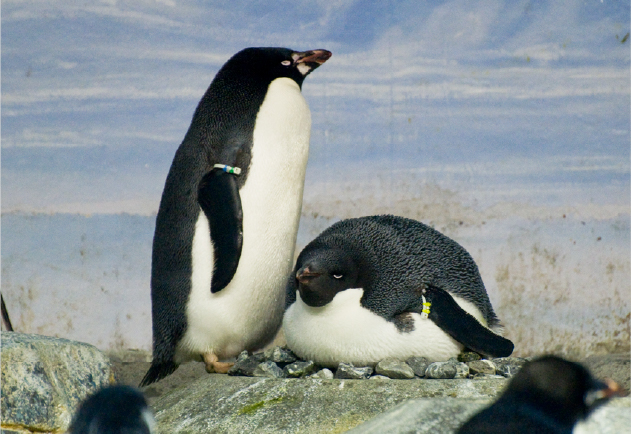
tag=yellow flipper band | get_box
[213,164,242,175]
[420,294,431,319]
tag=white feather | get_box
[283,288,488,367]
[177,77,311,362]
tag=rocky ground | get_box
[109,349,630,405]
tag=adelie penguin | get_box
[283,215,514,367]
[457,355,625,434]
[140,47,331,386]
[69,385,155,434]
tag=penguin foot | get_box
[202,353,234,374]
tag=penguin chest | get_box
[181,78,311,359]
[283,288,485,367]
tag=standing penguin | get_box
[140,47,331,386]
[283,215,513,367]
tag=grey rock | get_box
[348,398,631,434]
[406,356,430,377]
[263,346,297,364]
[228,351,266,377]
[310,369,334,379]
[347,397,631,434]
[283,361,315,378]
[252,361,285,378]
[335,363,374,379]
[493,357,528,378]
[153,374,508,433]
[369,375,391,380]
[458,352,482,362]
[472,374,505,380]
[1,332,113,433]
[467,360,497,375]
[449,360,470,379]
[425,362,457,379]
[375,359,415,379]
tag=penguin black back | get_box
[69,385,154,434]
[457,355,625,433]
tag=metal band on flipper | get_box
[421,285,514,358]
[198,167,244,293]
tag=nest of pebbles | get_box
[228,346,529,380]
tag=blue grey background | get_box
[2,1,629,354]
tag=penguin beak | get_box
[297,267,321,284]
[585,378,626,408]
[292,49,332,76]
[294,49,332,65]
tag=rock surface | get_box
[347,397,631,434]
[375,359,415,379]
[152,374,508,433]
[1,332,114,433]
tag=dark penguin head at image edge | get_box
[69,385,155,434]
[141,47,331,386]
[283,215,514,367]
[457,355,626,434]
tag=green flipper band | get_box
[213,164,242,175]
[420,294,431,319]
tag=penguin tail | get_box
[139,361,179,387]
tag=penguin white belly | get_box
[178,78,311,362]
[283,288,488,367]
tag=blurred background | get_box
[2,0,629,357]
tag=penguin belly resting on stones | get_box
[140,47,331,386]
[283,214,514,367]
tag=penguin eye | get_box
[333,274,343,279]
[281,60,291,66]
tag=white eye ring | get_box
[333,274,343,279]
[281,60,291,66]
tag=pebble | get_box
[375,358,415,379]
[452,361,470,379]
[458,352,482,362]
[369,375,391,380]
[310,368,334,379]
[425,362,457,379]
[493,357,528,378]
[284,360,315,378]
[264,346,297,364]
[467,360,497,375]
[446,358,469,379]
[335,363,373,379]
[252,361,285,378]
[405,356,430,377]
[228,351,266,377]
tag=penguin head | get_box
[504,355,625,426]
[222,47,331,88]
[69,385,155,434]
[295,247,360,307]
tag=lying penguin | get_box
[283,214,513,367]
[457,355,625,433]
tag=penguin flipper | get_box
[419,284,514,358]
[198,168,243,293]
